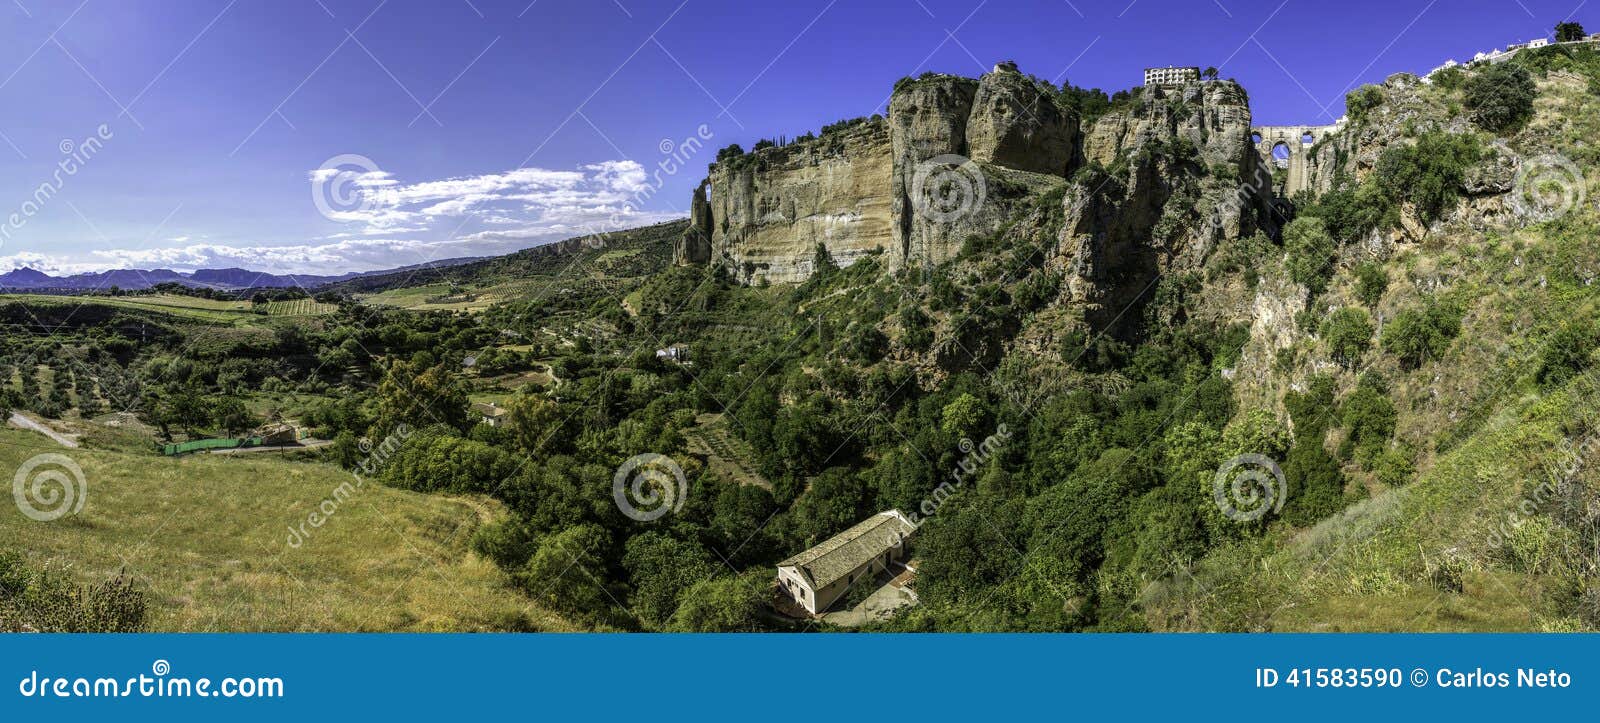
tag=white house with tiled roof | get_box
[777,510,915,614]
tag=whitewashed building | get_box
[777,510,915,614]
[1143,66,1200,87]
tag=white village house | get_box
[777,510,916,615]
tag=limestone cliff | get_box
[1060,80,1279,336]
[677,68,1271,293]
[681,63,1093,281]
[687,119,894,284]
[888,74,979,267]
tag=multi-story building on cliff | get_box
[1143,66,1199,86]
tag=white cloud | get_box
[3,158,689,277]
[309,159,672,240]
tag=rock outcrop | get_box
[693,120,895,284]
[676,180,713,266]
[1060,80,1279,336]
[888,74,980,267]
[965,65,1079,176]
[676,69,1276,292]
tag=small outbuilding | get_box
[777,510,915,615]
[474,402,509,428]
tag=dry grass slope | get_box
[0,427,574,632]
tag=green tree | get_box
[505,392,572,458]
[1380,300,1463,369]
[1283,217,1336,295]
[1322,307,1374,368]
[1281,438,1345,526]
[1463,63,1536,133]
[623,533,718,628]
[1353,262,1388,307]
[372,359,469,436]
[210,397,256,437]
[382,432,518,493]
[1339,375,1397,464]
[1375,131,1481,226]
[668,571,770,632]
[514,524,618,623]
[1556,22,1586,42]
[940,392,984,437]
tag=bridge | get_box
[1252,124,1341,197]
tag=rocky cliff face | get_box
[1060,80,1278,336]
[888,74,979,267]
[686,120,894,284]
[681,64,1092,281]
[678,67,1272,294]
[1301,71,1527,250]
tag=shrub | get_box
[1345,85,1385,122]
[1370,446,1416,487]
[1339,374,1397,464]
[1374,131,1481,226]
[899,306,934,352]
[1322,307,1374,367]
[1535,322,1599,389]
[1353,263,1388,307]
[1283,217,1337,295]
[1282,438,1345,527]
[1285,374,1337,438]
[0,553,146,632]
[1432,65,1466,90]
[1464,63,1536,133]
[1380,299,1463,369]
[1306,176,1394,244]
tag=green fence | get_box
[161,436,264,456]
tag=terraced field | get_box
[683,413,771,490]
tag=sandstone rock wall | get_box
[696,120,895,284]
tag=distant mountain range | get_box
[0,257,483,292]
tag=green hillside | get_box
[0,427,570,632]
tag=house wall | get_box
[777,567,815,613]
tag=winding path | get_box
[7,411,79,448]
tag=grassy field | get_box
[0,427,573,631]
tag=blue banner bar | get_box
[0,634,1593,720]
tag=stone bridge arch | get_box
[1252,124,1340,197]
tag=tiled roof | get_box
[778,511,914,589]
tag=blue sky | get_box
[0,0,1585,275]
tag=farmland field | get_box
[0,293,255,323]
[261,298,338,316]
